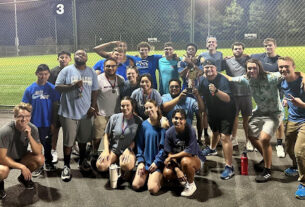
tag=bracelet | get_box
[214,88,219,94]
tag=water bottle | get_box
[241,152,248,175]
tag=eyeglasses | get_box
[170,85,180,89]
[16,115,31,119]
[105,65,117,68]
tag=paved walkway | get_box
[0,112,303,207]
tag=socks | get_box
[64,155,71,168]
[204,128,208,136]
[0,180,4,190]
[277,139,283,145]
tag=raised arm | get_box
[93,41,120,58]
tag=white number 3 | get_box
[56,4,64,15]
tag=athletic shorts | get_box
[60,116,93,147]
[234,95,252,117]
[94,115,110,139]
[208,115,235,135]
[248,112,283,138]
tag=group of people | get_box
[0,36,304,200]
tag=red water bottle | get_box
[241,152,248,175]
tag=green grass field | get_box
[1,46,305,106]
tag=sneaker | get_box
[202,146,217,156]
[254,160,264,172]
[220,165,235,180]
[72,143,79,156]
[51,150,58,163]
[18,175,34,189]
[45,163,56,172]
[295,184,305,200]
[61,165,72,182]
[246,141,254,152]
[79,159,91,172]
[32,166,43,177]
[231,137,238,147]
[284,167,298,177]
[255,168,272,183]
[181,182,197,197]
[276,144,286,158]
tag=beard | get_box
[75,59,86,66]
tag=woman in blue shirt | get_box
[132,99,166,195]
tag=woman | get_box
[131,74,162,120]
[132,100,166,195]
[120,66,140,98]
[96,97,142,174]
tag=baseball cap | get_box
[201,59,216,67]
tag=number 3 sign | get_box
[56,3,64,15]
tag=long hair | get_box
[246,58,267,80]
[140,73,153,89]
[145,99,162,126]
[121,96,136,113]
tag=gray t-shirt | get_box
[97,73,125,116]
[0,121,40,160]
[199,51,223,72]
[55,64,99,120]
[105,113,142,156]
[131,88,162,119]
[223,56,251,96]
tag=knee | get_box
[132,181,143,191]
[220,135,230,143]
[120,162,134,172]
[148,183,160,195]
[181,157,192,169]
[0,165,10,180]
[35,154,45,167]
[96,162,108,172]
[260,137,270,145]
[295,145,305,158]
[163,168,175,180]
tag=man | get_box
[92,58,125,164]
[251,38,285,158]
[162,79,202,144]
[0,103,44,199]
[163,109,205,197]
[198,59,236,180]
[199,36,223,72]
[93,41,135,79]
[279,56,305,199]
[22,64,59,175]
[222,42,253,151]
[49,51,72,151]
[158,42,180,95]
[133,41,162,89]
[48,51,72,164]
[55,49,98,182]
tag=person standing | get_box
[55,49,98,182]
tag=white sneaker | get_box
[32,166,43,177]
[51,150,58,163]
[276,144,285,158]
[181,182,197,197]
[246,141,254,152]
[231,137,238,147]
[72,143,79,156]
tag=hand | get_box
[160,117,170,129]
[97,151,109,163]
[208,83,217,96]
[282,98,288,107]
[24,125,31,138]
[287,94,305,108]
[164,155,173,166]
[121,148,130,164]
[73,80,83,89]
[21,165,32,180]
[87,107,97,118]
[137,163,146,176]
[179,89,187,99]
[148,163,157,173]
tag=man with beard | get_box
[223,42,253,151]
[55,49,98,182]
[279,56,305,199]
[162,79,202,144]
[92,58,125,164]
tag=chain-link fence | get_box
[1,0,305,106]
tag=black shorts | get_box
[208,115,235,135]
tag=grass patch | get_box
[1,46,304,105]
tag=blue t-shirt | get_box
[250,53,280,72]
[281,76,305,123]
[158,57,179,95]
[136,120,166,171]
[199,51,223,72]
[161,93,199,126]
[22,82,60,127]
[134,55,162,89]
[55,64,99,120]
[164,124,205,162]
[93,55,135,80]
[198,73,235,118]
[131,88,162,120]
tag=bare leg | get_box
[220,134,233,166]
